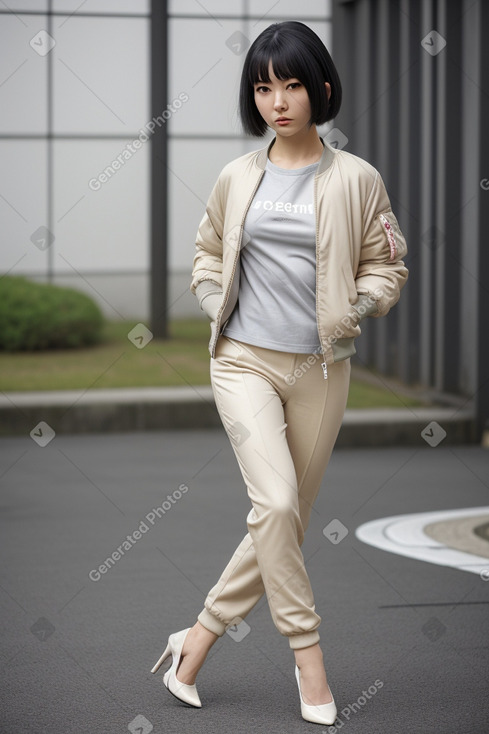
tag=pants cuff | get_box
[197,607,227,637]
[288,629,320,650]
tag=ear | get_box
[324,82,331,101]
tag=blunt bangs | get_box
[246,42,307,87]
[239,21,342,137]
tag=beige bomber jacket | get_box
[190,137,408,372]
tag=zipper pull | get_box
[320,361,328,380]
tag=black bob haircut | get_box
[239,21,342,137]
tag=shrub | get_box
[0,276,104,351]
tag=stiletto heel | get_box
[295,664,337,725]
[151,628,202,708]
[150,642,171,674]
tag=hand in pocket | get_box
[201,291,222,322]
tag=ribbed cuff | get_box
[287,629,320,650]
[354,293,380,320]
[197,607,227,637]
[195,279,222,309]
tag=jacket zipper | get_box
[313,174,328,379]
[211,169,266,356]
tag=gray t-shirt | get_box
[223,157,321,353]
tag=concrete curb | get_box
[0,386,477,446]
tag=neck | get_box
[268,125,324,169]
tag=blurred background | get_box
[0,0,487,438]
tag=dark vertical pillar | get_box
[373,0,389,374]
[374,0,402,376]
[386,2,402,376]
[348,0,377,366]
[477,0,489,437]
[407,0,423,386]
[435,0,462,392]
[434,0,447,392]
[47,0,54,284]
[398,0,422,384]
[331,0,354,139]
[150,0,169,338]
[419,0,437,386]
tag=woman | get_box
[151,20,408,726]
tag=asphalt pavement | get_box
[1,429,488,734]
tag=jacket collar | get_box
[255,136,336,175]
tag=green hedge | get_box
[0,276,104,351]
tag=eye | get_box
[255,85,270,94]
[287,82,302,90]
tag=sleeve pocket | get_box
[378,211,408,261]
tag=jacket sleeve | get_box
[354,170,409,318]
[189,175,225,309]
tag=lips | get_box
[275,117,291,122]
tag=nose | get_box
[273,90,288,111]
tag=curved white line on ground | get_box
[355,507,489,575]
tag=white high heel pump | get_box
[151,628,202,708]
[295,664,337,725]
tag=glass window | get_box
[0,14,48,134]
[52,0,150,15]
[168,18,250,136]
[0,140,49,275]
[54,140,149,273]
[169,137,246,271]
[53,17,149,134]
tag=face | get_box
[253,63,312,138]
[253,61,331,138]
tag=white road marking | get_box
[355,507,489,575]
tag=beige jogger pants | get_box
[197,335,350,650]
